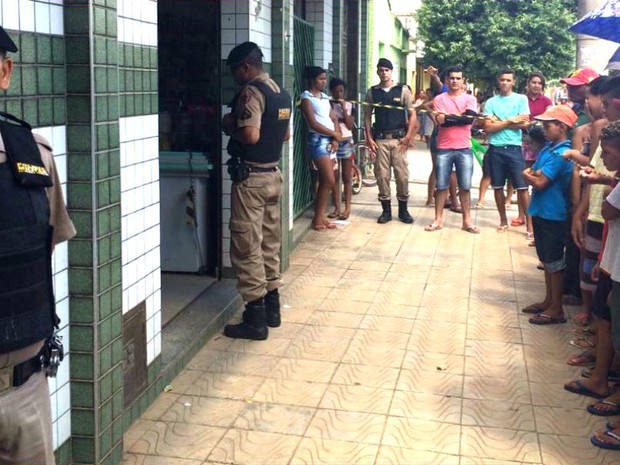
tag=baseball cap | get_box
[534,104,578,128]
[0,26,18,53]
[561,68,599,86]
[377,58,393,70]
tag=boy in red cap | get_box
[521,105,578,325]
[561,68,600,129]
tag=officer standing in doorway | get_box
[222,42,291,340]
[364,58,417,224]
[0,26,76,464]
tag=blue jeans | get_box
[487,145,527,189]
[435,148,474,190]
[307,133,331,159]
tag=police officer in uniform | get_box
[364,58,417,224]
[222,42,291,340]
[0,26,76,464]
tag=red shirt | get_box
[527,92,553,120]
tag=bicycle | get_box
[353,127,377,190]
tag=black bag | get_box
[227,155,250,182]
[0,111,52,188]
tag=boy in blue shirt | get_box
[522,105,578,325]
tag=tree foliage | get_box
[416,0,578,90]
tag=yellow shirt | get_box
[588,143,616,224]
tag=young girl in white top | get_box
[300,66,342,230]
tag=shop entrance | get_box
[157,0,221,326]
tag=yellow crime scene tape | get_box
[295,96,531,124]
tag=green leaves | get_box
[417,0,578,89]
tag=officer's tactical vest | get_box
[0,112,56,353]
[228,80,292,163]
[371,85,407,132]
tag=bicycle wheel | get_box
[356,143,377,187]
[351,164,362,195]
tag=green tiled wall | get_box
[64,3,124,463]
[119,43,158,117]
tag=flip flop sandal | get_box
[337,212,350,220]
[569,337,596,349]
[327,212,340,219]
[581,368,620,383]
[474,203,484,209]
[496,225,509,233]
[529,314,567,325]
[510,217,525,226]
[424,224,442,232]
[587,399,620,416]
[564,379,610,399]
[461,225,480,234]
[521,304,545,314]
[450,206,463,213]
[591,429,620,451]
[567,351,596,367]
[572,327,593,336]
[606,421,620,431]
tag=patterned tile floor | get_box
[124,147,618,464]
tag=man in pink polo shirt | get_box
[425,65,480,233]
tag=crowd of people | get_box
[297,57,620,451]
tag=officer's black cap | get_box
[226,42,263,68]
[377,58,393,70]
[0,26,18,53]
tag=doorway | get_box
[157,0,221,325]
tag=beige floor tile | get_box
[307,310,365,329]
[124,419,158,451]
[268,321,305,339]
[375,446,460,465]
[402,351,465,375]
[185,349,225,371]
[529,382,590,409]
[269,357,338,383]
[396,368,464,397]
[390,391,461,423]
[159,396,247,427]
[122,453,203,464]
[316,298,371,314]
[128,421,226,460]
[208,429,301,465]
[183,372,265,400]
[296,324,357,340]
[335,279,384,292]
[416,306,468,323]
[291,438,379,465]
[460,426,541,463]
[305,409,386,444]
[365,302,419,318]
[539,433,618,464]
[284,335,351,362]
[359,315,414,333]
[463,376,531,404]
[326,287,378,302]
[464,356,528,380]
[205,351,280,377]
[382,417,460,454]
[234,402,315,435]
[464,340,524,360]
[226,337,291,356]
[342,343,406,368]
[253,378,328,407]
[534,406,604,437]
[320,384,393,414]
[349,260,392,273]
[374,290,424,306]
[462,399,536,431]
[332,363,400,389]
[292,275,339,289]
[466,323,523,344]
[460,457,538,465]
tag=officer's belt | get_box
[374,128,407,140]
[0,355,42,393]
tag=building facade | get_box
[1,1,416,462]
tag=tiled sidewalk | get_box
[123,181,618,465]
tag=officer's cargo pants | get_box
[374,139,410,201]
[230,171,283,302]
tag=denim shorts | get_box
[532,216,567,273]
[337,138,354,160]
[487,145,527,189]
[435,148,474,190]
[307,132,331,159]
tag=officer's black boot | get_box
[224,298,268,340]
[264,289,281,328]
[398,200,414,224]
[377,200,392,224]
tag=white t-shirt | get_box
[601,183,620,282]
[300,90,334,132]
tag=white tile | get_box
[153,308,161,334]
[57,410,71,446]
[54,269,69,301]
[146,338,154,364]
[55,298,69,330]
[49,390,58,421]
[49,4,63,35]
[54,154,67,185]
[57,382,71,417]
[51,419,59,450]
[221,0,235,14]
[18,0,35,32]
[34,1,50,34]
[153,331,161,357]
[146,315,154,341]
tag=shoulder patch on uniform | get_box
[278,108,291,120]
